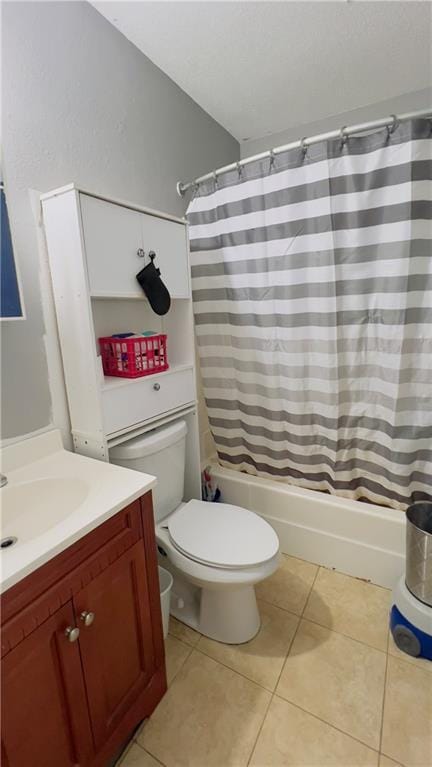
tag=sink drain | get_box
[0,536,18,549]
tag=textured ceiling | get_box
[92,1,432,142]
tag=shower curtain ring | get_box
[213,170,218,186]
[269,150,275,170]
[388,114,398,134]
[236,162,243,179]
[300,137,308,157]
[340,126,348,149]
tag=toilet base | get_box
[169,574,261,644]
[199,584,261,644]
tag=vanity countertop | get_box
[0,429,156,593]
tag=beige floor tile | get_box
[139,650,271,767]
[304,567,390,651]
[164,635,191,685]
[388,630,432,675]
[276,619,386,749]
[256,554,318,615]
[379,756,402,767]
[120,743,163,766]
[250,695,378,766]
[381,655,432,767]
[197,600,299,691]
[168,616,200,646]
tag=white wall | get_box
[1,0,239,441]
[240,88,432,157]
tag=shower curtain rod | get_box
[176,107,432,197]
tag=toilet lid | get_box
[167,500,279,569]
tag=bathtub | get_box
[210,463,405,589]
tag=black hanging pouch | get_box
[136,251,171,316]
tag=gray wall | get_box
[1,1,238,440]
[240,88,432,157]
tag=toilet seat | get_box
[167,499,279,570]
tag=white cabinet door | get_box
[80,194,144,298]
[80,194,190,299]
[141,212,190,298]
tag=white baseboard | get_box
[211,465,406,590]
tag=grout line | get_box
[273,562,390,654]
[132,641,195,749]
[255,599,302,625]
[192,644,277,693]
[168,643,194,686]
[273,606,304,692]
[116,737,136,765]
[167,629,201,649]
[167,630,198,651]
[273,692,381,755]
[299,613,388,655]
[378,641,390,757]
[245,560,321,748]
[164,624,198,649]
[300,565,320,617]
[246,692,274,767]
[193,595,304,693]
[255,593,304,618]
[134,740,167,766]
[379,748,408,767]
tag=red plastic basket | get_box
[99,334,169,378]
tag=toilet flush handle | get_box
[153,383,161,391]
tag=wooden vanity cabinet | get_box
[1,602,94,767]
[0,492,167,767]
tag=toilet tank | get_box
[109,420,187,523]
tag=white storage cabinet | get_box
[41,184,200,501]
[80,194,190,299]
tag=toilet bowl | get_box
[110,420,279,643]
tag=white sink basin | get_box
[1,477,89,545]
[0,428,156,592]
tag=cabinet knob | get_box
[153,383,161,391]
[80,610,95,627]
[137,248,145,258]
[65,626,80,642]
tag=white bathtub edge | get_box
[211,464,406,590]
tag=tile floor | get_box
[119,555,432,767]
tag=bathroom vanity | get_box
[1,431,166,767]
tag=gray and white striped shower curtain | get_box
[187,119,432,510]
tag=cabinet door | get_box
[80,194,190,300]
[73,542,156,750]
[80,194,144,298]
[1,602,93,767]
[141,212,190,298]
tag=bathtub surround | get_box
[1,1,238,440]
[188,118,432,510]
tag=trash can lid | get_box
[406,502,432,535]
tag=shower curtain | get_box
[187,119,432,510]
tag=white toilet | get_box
[110,420,279,644]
